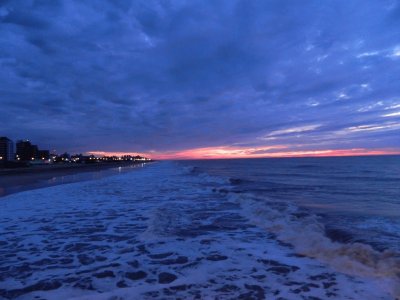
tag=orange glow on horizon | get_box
[88,147,400,160]
[87,151,149,157]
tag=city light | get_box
[1,136,153,167]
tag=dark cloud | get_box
[0,0,399,155]
[2,11,50,29]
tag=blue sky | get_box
[1,0,400,158]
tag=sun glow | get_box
[87,151,149,158]
[99,146,400,160]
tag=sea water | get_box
[180,156,400,252]
[0,157,399,299]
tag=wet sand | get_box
[0,162,153,197]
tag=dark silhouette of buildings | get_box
[0,137,14,161]
[1,136,151,167]
[38,150,50,160]
[16,140,39,161]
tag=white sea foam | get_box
[222,188,400,298]
[0,161,397,299]
[182,163,400,298]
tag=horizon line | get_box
[87,148,400,160]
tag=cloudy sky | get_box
[1,0,400,159]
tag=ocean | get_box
[0,156,399,299]
[181,156,400,253]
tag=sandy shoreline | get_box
[0,161,396,299]
[0,161,154,197]
[0,161,154,175]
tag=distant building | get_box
[0,137,14,161]
[15,140,50,161]
[38,150,50,160]
[16,140,38,161]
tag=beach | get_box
[1,0,399,298]
[0,158,398,299]
[0,162,152,197]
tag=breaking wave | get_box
[185,166,400,297]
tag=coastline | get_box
[0,161,396,299]
[0,160,155,175]
[0,161,154,197]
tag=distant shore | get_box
[0,161,154,175]
[0,161,154,197]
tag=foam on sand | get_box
[0,162,397,299]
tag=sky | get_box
[1,0,400,159]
